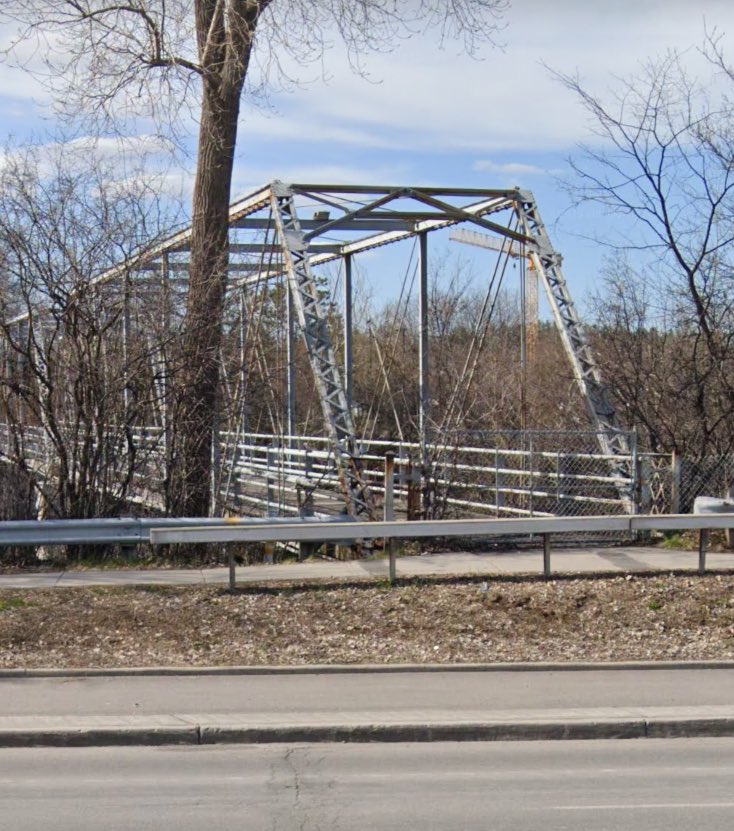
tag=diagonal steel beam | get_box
[513,191,633,506]
[269,182,375,519]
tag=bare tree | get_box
[556,47,734,457]
[0,0,507,516]
[0,140,178,519]
[590,255,734,458]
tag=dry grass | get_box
[1,573,734,668]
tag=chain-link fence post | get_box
[494,448,504,513]
[671,451,682,514]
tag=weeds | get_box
[0,597,28,612]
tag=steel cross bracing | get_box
[269,182,375,519]
[513,192,633,502]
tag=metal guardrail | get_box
[0,512,729,592]
[149,513,734,586]
[151,515,630,544]
[0,515,354,547]
[149,513,734,544]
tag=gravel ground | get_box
[1,572,733,668]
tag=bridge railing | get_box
[219,431,636,520]
[2,422,715,522]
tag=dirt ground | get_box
[1,571,733,668]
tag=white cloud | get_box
[240,109,395,149]
[230,160,412,197]
[473,160,560,178]
[63,134,175,159]
[0,22,58,104]
[236,0,734,154]
[4,2,734,160]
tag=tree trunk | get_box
[169,76,243,517]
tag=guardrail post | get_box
[543,533,552,579]
[384,451,396,584]
[698,529,708,575]
[228,547,236,591]
[118,515,137,560]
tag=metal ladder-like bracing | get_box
[514,191,634,506]
[270,182,375,519]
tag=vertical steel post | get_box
[304,446,312,479]
[519,249,528,433]
[699,529,708,575]
[543,533,552,579]
[528,434,535,518]
[267,445,277,517]
[297,485,315,562]
[239,289,250,466]
[556,450,562,503]
[418,232,429,462]
[418,232,429,514]
[384,451,396,584]
[228,548,236,591]
[406,459,420,520]
[671,451,682,515]
[210,409,221,517]
[494,448,504,512]
[343,254,354,416]
[160,253,171,492]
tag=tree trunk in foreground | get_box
[169,2,260,516]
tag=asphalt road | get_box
[1,739,733,830]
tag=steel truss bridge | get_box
[0,183,641,523]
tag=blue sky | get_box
[1,0,734,317]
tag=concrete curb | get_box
[2,717,734,748]
[0,725,198,748]
[3,659,734,678]
[197,720,648,744]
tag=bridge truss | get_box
[0,182,636,521]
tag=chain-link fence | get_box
[424,430,635,520]
[640,453,734,515]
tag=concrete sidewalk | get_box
[3,665,734,747]
[2,545,733,588]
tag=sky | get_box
[1,0,734,316]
